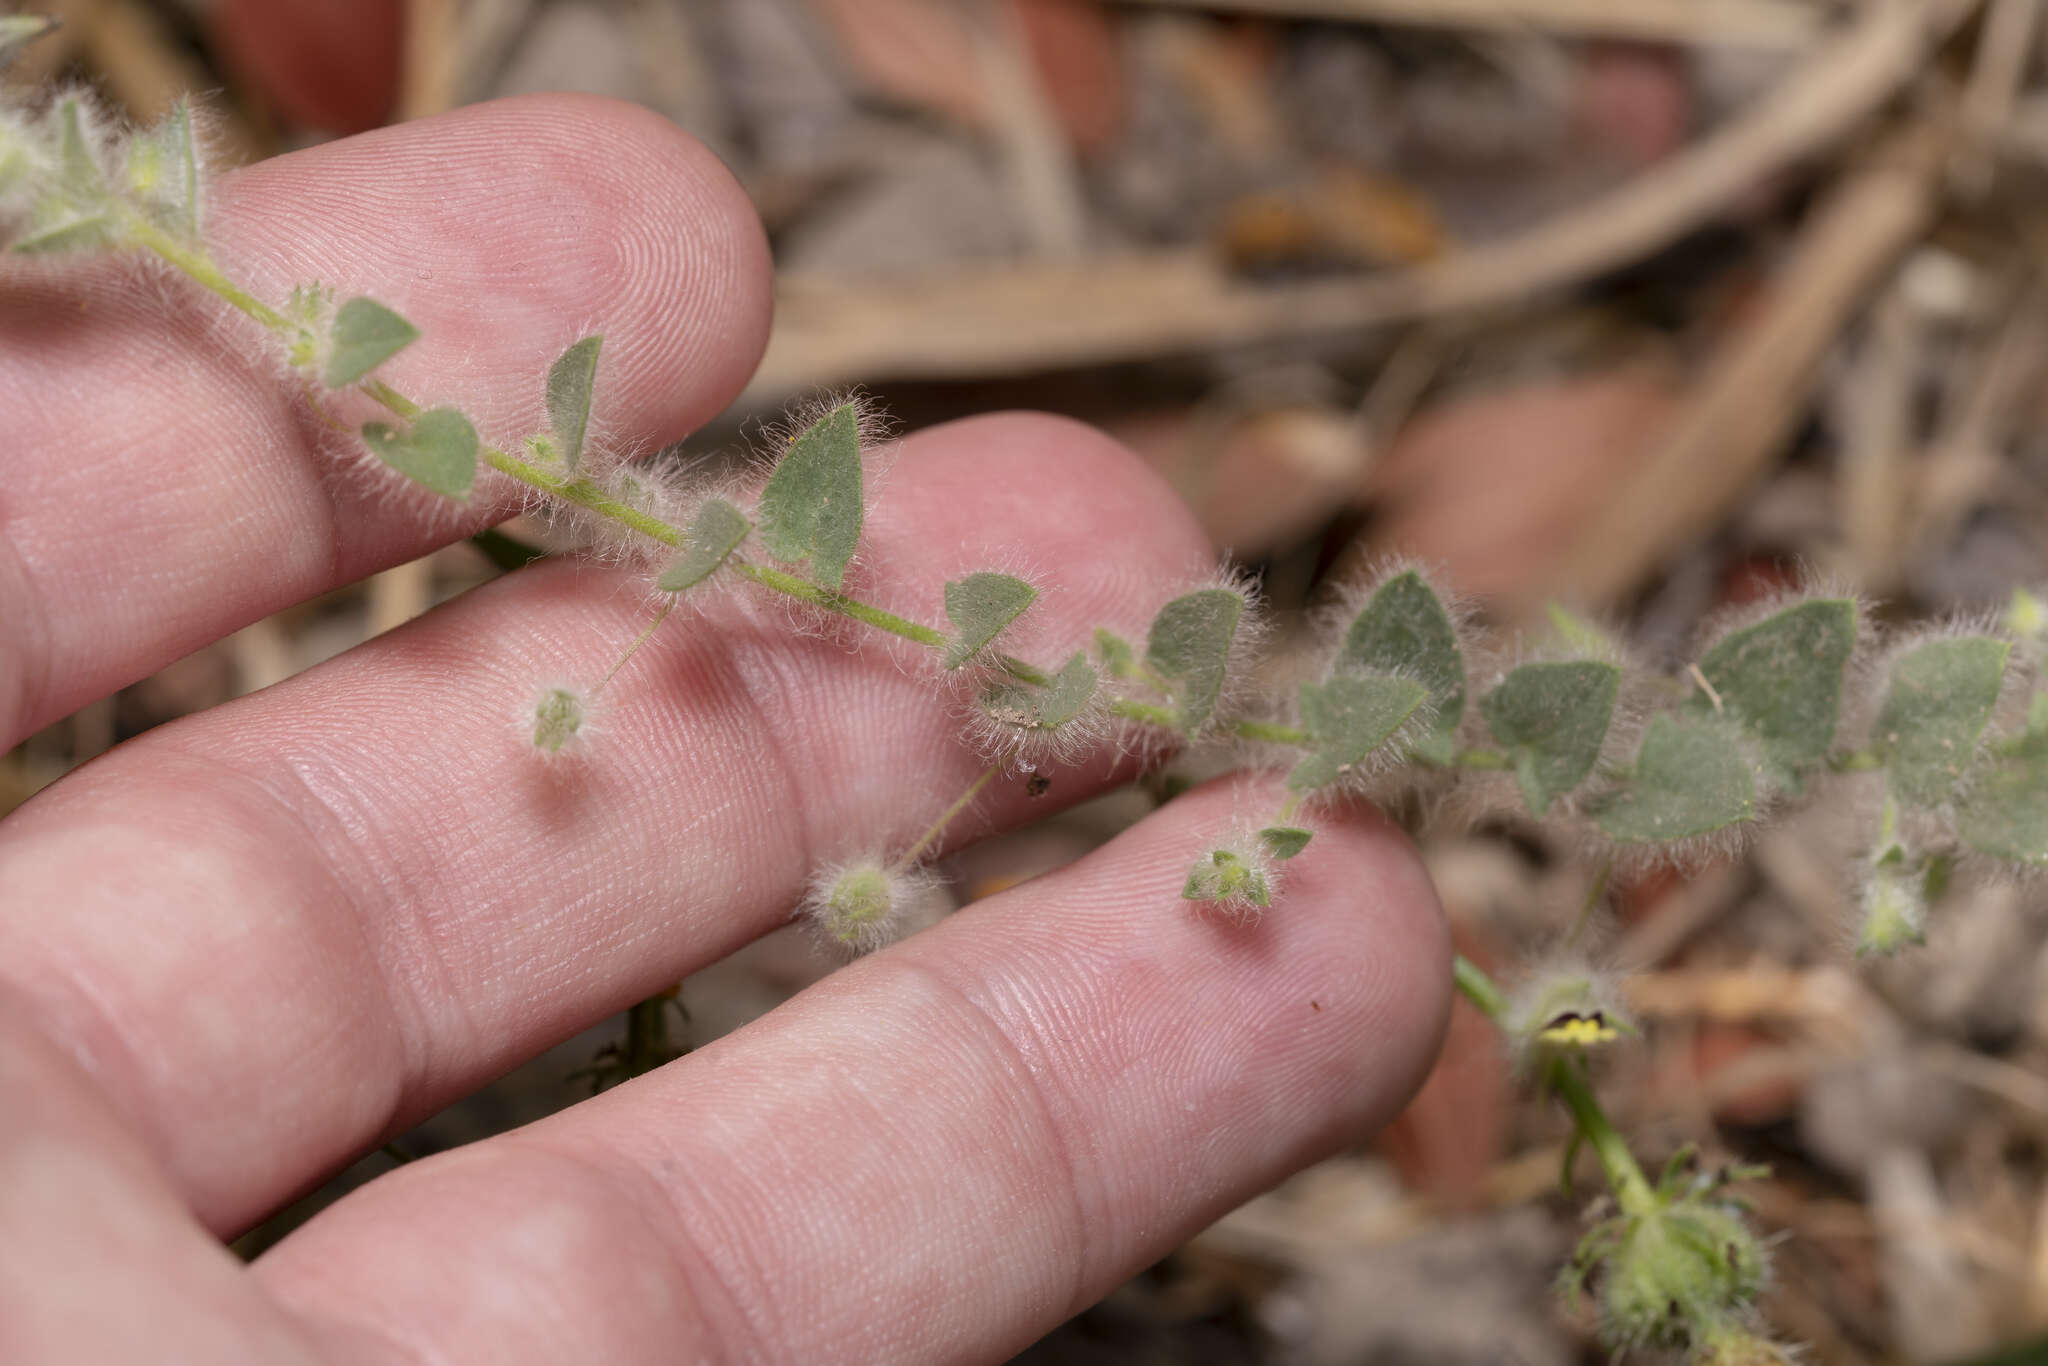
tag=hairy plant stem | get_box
[141,237,1297,745]
[895,760,1004,871]
[1454,954,1655,1215]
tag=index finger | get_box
[0,93,771,749]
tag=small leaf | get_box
[1258,826,1313,860]
[1959,748,2048,864]
[1288,672,1429,793]
[978,653,1098,734]
[127,99,200,237]
[13,211,114,254]
[1481,659,1620,814]
[361,408,477,499]
[943,572,1037,668]
[1094,628,1141,679]
[545,336,602,471]
[55,97,98,189]
[1036,652,1097,727]
[0,15,57,66]
[1691,598,1857,786]
[1337,570,1463,759]
[1592,714,1756,844]
[1545,602,1619,657]
[1182,848,1270,907]
[325,297,421,388]
[758,402,863,590]
[1145,588,1244,733]
[1873,636,2009,807]
[1857,858,1927,956]
[658,498,751,592]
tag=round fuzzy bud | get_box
[803,858,941,956]
[1181,838,1276,921]
[530,687,585,755]
[1590,1200,1767,1351]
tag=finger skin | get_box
[252,777,1451,1365]
[0,93,772,749]
[0,414,1217,1234]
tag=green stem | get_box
[594,600,675,694]
[1110,699,1179,728]
[895,760,1004,870]
[1547,1057,1655,1214]
[1453,954,1654,1215]
[132,234,1184,724]
[1233,719,1311,745]
[733,563,946,647]
[1454,747,1511,769]
[125,215,292,331]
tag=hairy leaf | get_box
[1873,636,2008,807]
[1592,714,1756,844]
[13,211,113,254]
[326,297,421,388]
[1182,848,1270,907]
[943,572,1037,668]
[1481,659,1620,814]
[1146,588,1244,733]
[126,99,200,237]
[1958,707,2048,863]
[546,336,602,471]
[1692,598,1857,786]
[758,403,863,590]
[361,408,477,499]
[979,653,1098,734]
[1288,673,1429,793]
[1337,570,1463,758]
[55,97,98,188]
[1258,826,1314,860]
[1094,628,1141,679]
[657,498,751,592]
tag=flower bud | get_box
[1574,1193,1768,1354]
[1181,841,1274,919]
[803,858,941,956]
[530,687,585,754]
[1504,966,1631,1069]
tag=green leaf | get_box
[658,498,751,592]
[1095,628,1141,679]
[1258,826,1313,860]
[979,653,1098,734]
[1873,636,2009,807]
[361,408,477,499]
[1545,602,1619,658]
[1691,598,1857,786]
[1337,570,1463,758]
[55,97,98,189]
[12,211,114,254]
[0,15,58,64]
[545,336,602,472]
[1288,672,1430,792]
[1480,659,1620,814]
[1145,589,1244,733]
[757,402,863,590]
[1037,653,1098,728]
[944,572,1037,668]
[1182,848,1270,907]
[325,297,421,388]
[1959,748,2048,864]
[1592,714,1756,844]
[126,99,200,237]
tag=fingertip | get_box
[1276,797,1455,1130]
[210,93,773,448]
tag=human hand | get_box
[0,96,1449,1363]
